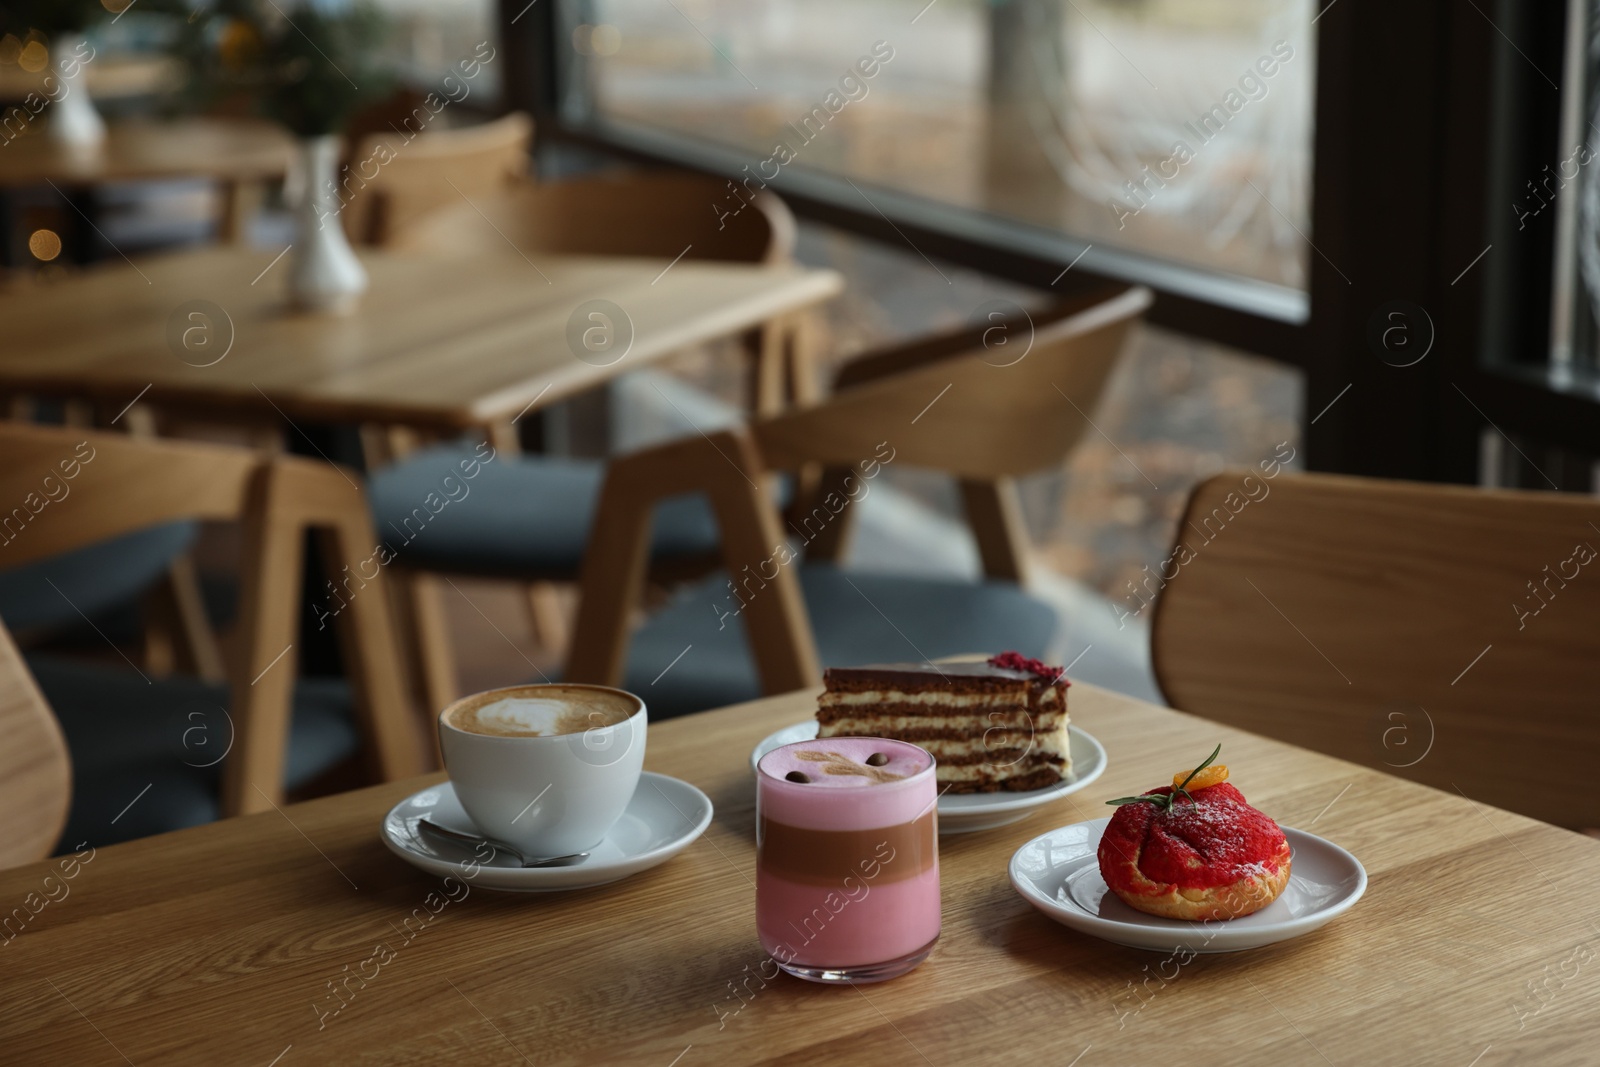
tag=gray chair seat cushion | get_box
[367,446,731,578]
[616,564,1059,720]
[27,654,359,852]
[0,521,199,633]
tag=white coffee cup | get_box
[437,683,647,857]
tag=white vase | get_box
[48,34,105,148]
[287,135,368,314]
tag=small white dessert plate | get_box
[380,772,713,892]
[1008,817,1367,953]
[750,722,1107,834]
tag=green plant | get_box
[1106,743,1224,813]
[167,0,392,137]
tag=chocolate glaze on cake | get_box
[823,660,1054,688]
[815,655,1071,793]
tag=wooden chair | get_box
[1150,471,1600,828]
[563,285,1152,716]
[344,111,534,248]
[0,423,427,833]
[365,169,804,709]
[0,617,71,868]
[393,167,794,258]
[0,401,226,682]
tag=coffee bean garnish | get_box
[865,753,889,767]
[785,771,811,783]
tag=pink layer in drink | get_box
[756,737,940,972]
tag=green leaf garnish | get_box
[1105,743,1223,813]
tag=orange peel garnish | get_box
[1174,764,1228,790]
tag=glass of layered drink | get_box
[755,737,940,983]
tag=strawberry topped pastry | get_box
[1098,746,1291,921]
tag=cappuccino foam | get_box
[443,686,637,737]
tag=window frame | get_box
[501,0,1600,481]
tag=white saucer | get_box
[1008,817,1367,953]
[750,722,1107,834]
[380,772,713,892]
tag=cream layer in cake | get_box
[814,712,1069,762]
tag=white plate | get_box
[380,772,712,892]
[1008,817,1367,953]
[750,722,1107,834]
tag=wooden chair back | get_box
[754,285,1151,478]
[346,111,533,246]
[0,424,426,819]
[393,168,797,264]
[760,284,1150,580]
[0,617,70,868]
[1151,471,1600,827]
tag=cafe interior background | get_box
[2,0,1599,1062]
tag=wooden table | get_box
[0,117,293,249]
[0,117,292,188]
[0,244,842,431]
[0,55,182,104]
[3,683,1596,1065]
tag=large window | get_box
[556,0,1314,314]
[1480,0,1600,490]
[369,0,502,97]
[526,0,1600,485]
[1553,0,1600,377]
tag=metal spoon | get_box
[418,819,590,868]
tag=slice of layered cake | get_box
[815,652,1071,793]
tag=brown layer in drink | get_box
[758,811,936,886]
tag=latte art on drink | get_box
[442,686,636,737]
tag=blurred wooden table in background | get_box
[0,55,181,102]
[0,243,843,432]
[0,116,292,188]
[0,116,294,247]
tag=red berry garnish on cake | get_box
[987,651,1067,684]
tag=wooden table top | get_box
[0,55,181,103]
[3,682,1596,1065]
[0,117,293,187]
[0,244,843,428]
